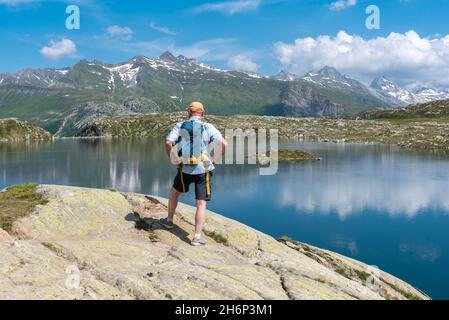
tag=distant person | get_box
[161,102,228,246]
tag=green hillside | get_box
[355,99,449,120]
[0,54,391,135]
[0,118,52,142]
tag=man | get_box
[161,102,228,246]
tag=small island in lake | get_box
[248,150,320,164]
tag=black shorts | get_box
[173,170,213,201]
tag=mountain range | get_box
[0,51,447,136]
[369,77,449,106]
[274,67,449,107]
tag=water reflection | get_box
[2,140,449,219]
[2,139,449,219]
[276,144,449,219]
[331,235,359,256]
[0,139,173,193]
[399,242,441,263]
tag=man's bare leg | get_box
[194,200,207,239]
[168,187,181,222]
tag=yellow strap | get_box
[178,154,210,165]
[205,167,211,197]
[179,167,186,193]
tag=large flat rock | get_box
[0,185,429,300]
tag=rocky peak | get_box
[413,87,449,103]
[370,77,396,90]
[129,55,150,63]
[317,66,343,79]
[370,76,419,106]
[159,51,177,62]
[273,70,299,81]
[15,68,35,76]
[176,54,195,64]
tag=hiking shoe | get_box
[159,218,174,230]
[191,237,207,246]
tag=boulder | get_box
[0,185,429,300]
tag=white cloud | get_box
[106,25,133,40]
[149,21,177,36]
[228,54,260,72]
[274,30,449,88]
[329,0,357,11]
[40,38,76,61]
[195,0,260,15]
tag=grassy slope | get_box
[355,99,449,120]
[0,86,89,133]
[0,118,52,141]
[0,183,48,232]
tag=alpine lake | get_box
[1,138,449,299]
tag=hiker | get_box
[161,102,228,246]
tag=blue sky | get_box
[1,0,449,88]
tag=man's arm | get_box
[207,124,228,162]
[165,123,181,164]
[165,140,173,159]
[220,137,228,155]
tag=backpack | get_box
[177,120,209,165]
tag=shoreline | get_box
[3,134,449,158]
[2,112,449,156]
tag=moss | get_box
[354,269,370,282]
[205,230,228,245]
[42,241,59,252]
[382,292,394,301]
[336,267,349,278]
[382,280,423,300]
[278,235,295,243]
[0,183,48,232]
[302,245,312,252]
[315,277,326,284]
[148,232,159,242]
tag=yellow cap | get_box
[188,101,205,114]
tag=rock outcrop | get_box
[0,118,52,142]
[0,185,429,300]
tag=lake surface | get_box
[1,138,449,299]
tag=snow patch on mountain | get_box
[131,52,229,75]
[272,70,299,81]
[370,77,419,106]
[413,87,449,103]
[302,66,368,92]
[104,63,140,89]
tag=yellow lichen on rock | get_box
[0,185,430,300]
